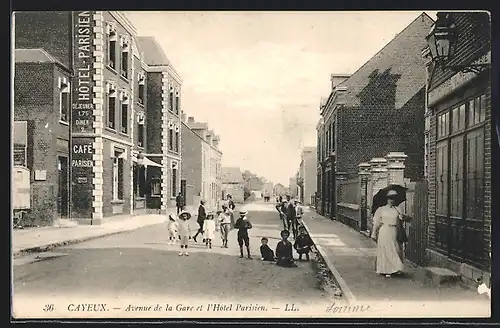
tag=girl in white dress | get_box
[371,189,410,277]
[203,212,216,249]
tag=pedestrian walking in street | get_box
[178,210,192,256]
[203,212,216,249]
[293,226,313,261]
[285,196,297,237]
[218,204,231,248]
[276,229,297,267]
[226,194,236,228]
[260,237,275,262]
[175,192,184,215]
[192,200,207,243]
[234,209,253,259]
[167,212,179,245]
[371,188,411,277]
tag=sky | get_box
[125,11,437,186]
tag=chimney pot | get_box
[188,116,195,123]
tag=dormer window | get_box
[120,35,130,79]
[106,23,118,70]
[119,90,130,134]
[137,72,146,105]
[106,81,117,129]
[58,77,70,123]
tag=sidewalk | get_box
[12,213,167,258]
[301,209,489,305]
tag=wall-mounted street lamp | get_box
[426,12,490,74]
[137,151,145,166]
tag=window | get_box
[175,90,180,115]
[113,150,124,200]
[59,77,70,123]
[174,127,179,152]
[120,91,129,134]
[151,178,161,196]
[120,36,129,79]
[107,82,117,129]
[168,127,174,150]
[171,162,178,196]
[137,112,145,147]
[138,72,145,105]
[106,23,117,70]
[469,94,487,126]
[434,93,488,234]
[169,87,174,112]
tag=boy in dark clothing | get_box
[234,209,253,259]
[260,237,275,262]
[275,230,297,267]
[294,226,314,261]
[192,200,206,242]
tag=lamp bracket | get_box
[444,63,490,75]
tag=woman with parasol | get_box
[370,184,412,277]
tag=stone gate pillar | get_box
[358,163,371,231]
[385,152,408,186]
[368,157,388,231]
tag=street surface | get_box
[13,203,331,307]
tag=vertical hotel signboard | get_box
[71,11,95,218]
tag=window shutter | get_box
[118,158,124,200]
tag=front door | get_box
[57,156,69,218]
[180,179,187,205]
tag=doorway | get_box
[57,156,69,218]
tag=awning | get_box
[132,154,163,168]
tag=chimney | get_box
[181,111,186,123]
[331,74,350,91]
[206,131,213,145]
[213,135,220,148]
[187,116,195,123]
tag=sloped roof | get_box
[14,49,62,65]
[338,13,434,110]
[221,167,244,184]
[136,36,172,66]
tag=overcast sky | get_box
[125,11,437,186]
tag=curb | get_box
[13,225,151,259]
[301,217,357,304]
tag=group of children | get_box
[166,202,314,265]
[166,204,236,256]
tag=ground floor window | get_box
[113,150,124,200]
[133,164,147,198]
[151,178,161,196]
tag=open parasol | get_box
[371,184,408,215]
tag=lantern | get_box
[426,12,457,65]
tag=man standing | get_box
[226,194,236,228]
[175,192,184,215]
[192,200,206,242]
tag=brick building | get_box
[13,49,72,225]
[221,167,245,203]
[298,146,317,206]
[316,13,434,220]
[180,115,222,209]
[424,12,491,279]
[13,11,183,225]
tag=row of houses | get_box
[12,11,223,226]
[314,12,491,284]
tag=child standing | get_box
[234,209,253,259]
[167,212,179,245]
[276,230,297,267]
[203,212,216,249]
[178,210,192,256]
[218,205,232,248]
[294,226,314,261]
[260,237,275,262]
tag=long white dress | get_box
[371,205,404,274]
[203,219,216,240]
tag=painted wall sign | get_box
[71,137,94,218]
[71,11,95,133]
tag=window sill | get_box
[137,101,145,108]
[119,131,129,137]
[135,197,146,201]
[105,127,117,134]
[111,200,125,204]
[151,194,161,198]
[120,74,130,83]
[106,65,118,74]
[59,120,69,126]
